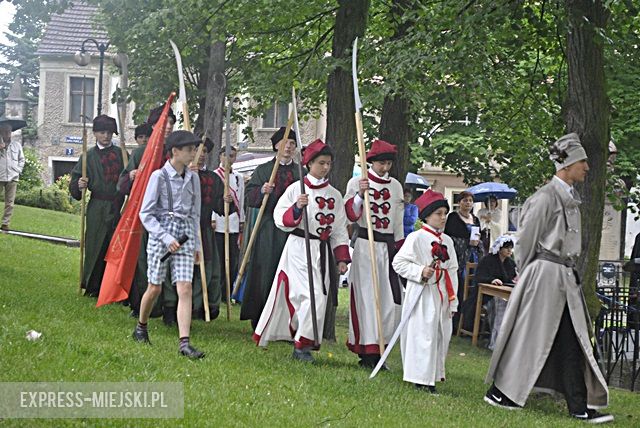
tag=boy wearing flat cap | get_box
[484,133,612,423]
[69,114,125,297]
[133,130,204,359]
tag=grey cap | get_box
[549,133,588,171]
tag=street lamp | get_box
[74,38,110,116]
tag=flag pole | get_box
[231,111,294,297]
[223,99,233,321]
[78,75,88,295]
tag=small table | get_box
[472,283,513,346]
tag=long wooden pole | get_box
[355,112,385,355]
[223,99,233,321]
[292,88,319,346]
[231,111,294,297]
[352,38,385,355]
[78,76,88,295]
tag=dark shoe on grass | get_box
[483,384,522,410]
[209,305,220,320]
[292,348,314,363]
[132,327,150,344]
[415,384,438,394]
[180,344,205,359]
[571,409,614,424]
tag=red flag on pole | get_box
[97,93,176,307]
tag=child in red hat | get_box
[392,189,459,393]
[344,139,405,369]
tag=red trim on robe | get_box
[345,197,362,222]
[346,286,387,355]
[394,239,405,250]
[252,270,296,346]
[367,171,391,184]
[333,245,351,263]
[304,176,330,189]
[282,204,302,227]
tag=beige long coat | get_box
[486,177,608,408]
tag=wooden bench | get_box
[456,262,477,337]
[472,283,513,346]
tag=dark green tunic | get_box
[70,145,125,296]
[240,158,300,322]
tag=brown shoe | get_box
[0,225,8,232]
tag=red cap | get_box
[366,139,397,162]
[415,189,449,219]
[302,139,332,165]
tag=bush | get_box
[15,186,78,214]
[19,148,44,192]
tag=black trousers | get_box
[215,232,240,300]
[537,305,588,414]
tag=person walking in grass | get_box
[392,189,458,394]
[484,133,612,424]
[0,116,26,232]
[132,130,204,359]
[253,140,350,363]
[344,139,405,369]
[69,115,125,297]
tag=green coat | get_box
[240,158,300,321]
[70,145,125,295]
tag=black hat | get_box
[0,115,27,131]
[134,123,153,138]
[165,130,200,152]
[202,137,214,153]
[270,127,297,151]
[147,105,177,126]
[92,114,118,135]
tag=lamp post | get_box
[74,38,110,116]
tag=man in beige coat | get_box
[484,133,612,424]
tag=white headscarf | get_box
[490,235,516,255]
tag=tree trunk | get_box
[325,0,370,194]
[564,0,610,317]
[378,0,413,182]
[323,0,370,340]
[203,39,227,170]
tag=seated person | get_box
[459,236,517,340]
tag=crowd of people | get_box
[1,104,613,423]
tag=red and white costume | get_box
[345,157,404,355]
[253,175,350,349]
[393,223,459,386]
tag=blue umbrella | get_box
[466,182,517,201]
[405,172,430,189]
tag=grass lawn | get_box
[1,207,638,426]
[0,203,81,239]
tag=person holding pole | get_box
[69,114,125,297]
[133,130,204,359]
[189,138,222,321]
[344,139,405,369]
[392,189,458,393]
[253,139,350,362]
[212,146,244,310]
[240,126,301,328]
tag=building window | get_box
[261,102,289,129]
[69,77,95,123]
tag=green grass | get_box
[1,210,639,426]
[1,203,81,239]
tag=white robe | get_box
[253,176,350,349]
[345,169,404,355]
[392,226,459,386]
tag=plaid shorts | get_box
[147,215,196,285]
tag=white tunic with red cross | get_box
[253,175,350,349]
[344,169,405,355]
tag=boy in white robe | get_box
[253,140,351,363]
[393,189,458,393]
